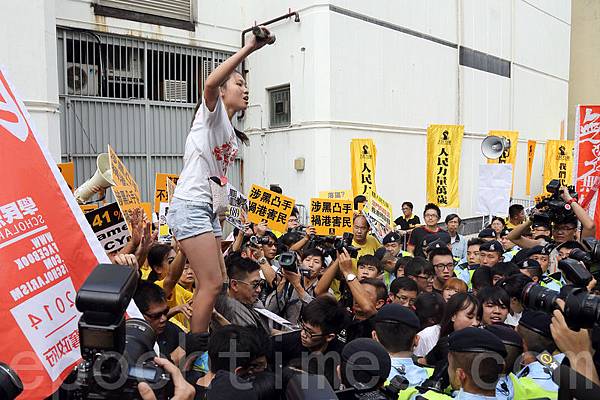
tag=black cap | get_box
[373,304,420,330]
[383,231,402,245]
[478,228,497,239]
[520,259,541,270]
[423,232,450,248]
[484,324,523,348]
[511,249,530,266]
[341,338,391,388]
[448,327,507,357]
[519,310,552,338]
[532,220,551,229]
[500,228,511,237]
[480,240,504,254]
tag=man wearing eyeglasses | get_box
[428,247,455,294]
[214,255,270,336]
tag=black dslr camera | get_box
[73,264,170,399]
[333,232,359,259]
[534,179,578,224]
[522,246,600,330]
[249,235,271,246]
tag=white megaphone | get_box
[74,153,115,203]
[481,135,511,159]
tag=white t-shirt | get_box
[174,98,239,203]
[414,324,441,357]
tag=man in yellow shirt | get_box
[506,204,526,229]
[352,214,381,257]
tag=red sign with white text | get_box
[0,67,113,398]
[574,105,600,237]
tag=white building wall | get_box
[244,0,572,220]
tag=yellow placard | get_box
[351,139,377,197]
[543,140,575,188]
[141,202,152,221]
[487,131,519,194]
[426,125,464,208]
[318,190,353,201]
[247,184,296,232]
[362,191,393,242]
[79,203,98,213]
[310,198,353,236]
[154,173,179,212]
[526,140,537,195]
[108,145,140,195]
[112,185,142,230]
[57,161,75,192]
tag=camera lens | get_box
[0,362,23,400]
[125,318,157,365]
[522,282,559,313]
[564,289,600,330]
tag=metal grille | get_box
[269,86,291,128]
[96,0,193,22]
[57,28,241,203]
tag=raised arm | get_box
[314,258,340,296]
[561,187,597,239]
[506,220,541,249]
[162,250,187,300]
[338,251,376,317]
[203,27,274,111]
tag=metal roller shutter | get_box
[96,0,192,22]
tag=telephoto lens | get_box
[521,282,560,314]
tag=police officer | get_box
[478,240,504,268]
[484,324,524,400]
[411,327,507,399]
[500,228,520,262]
[372,304,429,388]
[515,310,564,399]
[383,231,411,258]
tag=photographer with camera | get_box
[138,357,195,400]
[264,248,324,324]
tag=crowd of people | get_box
[67,28,600,400]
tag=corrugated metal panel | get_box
[57,28,241,204]
[97,0,192,22]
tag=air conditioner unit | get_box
[66,63,99,96]
[108,50,143,81]
[162,80,188,102]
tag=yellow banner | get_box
[426,125,464,208]
[318,190,352,201]
[310,198,353,236]
[112,185,142,230]
[543,140,575,188]
[526,140,537,195]
[154,173,179,212]
[57,161,74,192]
[247,184,296,232]
[487,131,519,194]
[351,139,377,197]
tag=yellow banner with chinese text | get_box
[426,125,463,208]
[247,184,296,232]
[351,139,377,197]
[108,145,140,195]
[112,185,142,230]
[543,140,574,188]
[526,140,537,195]
[310,198,353,236]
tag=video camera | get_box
[534,179,578,224]
[249,235,271,246]
[521,244,600,330]
[72,264,171,399]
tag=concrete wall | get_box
[568,0,600,136]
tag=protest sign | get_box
[0,67,141,399]
[84,202,130,252]
[426,125,463,208]
[310,198,353,236]
[157,177,177,243]
[362,191,393,242]
[318,190,352,200]
[351,139,377,197]
[487,130,519,194]
[57,162,74,192]
[543,140,574,188]
[225,185,248,231]
[108,145,139,194]
[478,164,512,216]
[112,185,142,231]
[526,140,537,195]
[247,184,295,232]
[153,173,178,213]
[574,105,600,237]
[141,202,152,222]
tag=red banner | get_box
[574,105,600,238]
[0,68,120,398]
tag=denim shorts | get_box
[167,197,222,240]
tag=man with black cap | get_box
[499,228,520,262]
[383,231,411,258]
[478,240,504,268]
[337,338,392,396]
[477,228,497,242]
[515,310,564,398]
[372,304,428,387]
[484,324,524,400]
